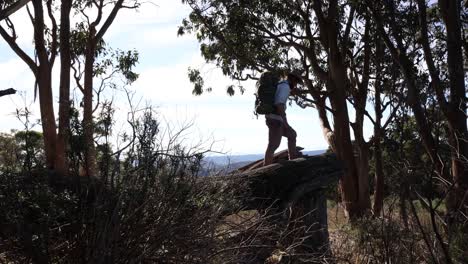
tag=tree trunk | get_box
[373,37,385,216]
[33,0,56,170]
[329,81,362,219]
[327,52,363,217]
[353,19,372,213]
[373,134,384,216]
[37,69,57,170]
[313,0,369,219]
[55,0,72,177]
[438,0,468,215]
[83,35,98,177]
[370,3,443,173]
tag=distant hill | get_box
[205,149,326,166]
[200,149,326,176]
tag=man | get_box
[263,72,303,166]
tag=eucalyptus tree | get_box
[180,0,400,218]
[367,0,467,221]
[0,0,61,172]
[69,0,140,177]
[0,0,141,178]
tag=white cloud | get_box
[124,25,196,49]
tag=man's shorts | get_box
[265,118,297,148]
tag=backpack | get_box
[254,71,280,115]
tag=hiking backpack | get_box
[254,72,280,115]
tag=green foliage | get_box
[180,0,302,95]
[0,131,44,174]
[115,49,139,83]
[70,22,106,57]
[188,67,205,95]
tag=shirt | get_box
[266,80,290,122]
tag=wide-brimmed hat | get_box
[287,70,304,85]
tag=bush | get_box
[0,107,244,263]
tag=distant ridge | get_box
[204,149,327,167]
[199,149,327,176]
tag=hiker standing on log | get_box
[256,71,303,166]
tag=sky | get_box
[0,1,372,156]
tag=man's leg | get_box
[264,119,282,166]
[284,125,297,160]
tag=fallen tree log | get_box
[204,153,342,257]
[209,153,341,211]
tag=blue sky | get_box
[0,1,371,155]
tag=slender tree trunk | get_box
[372,90,384,216]
[330,88,362,218]
[327,69,362,218]
[354,97,371,214]
[370,2,443,174]
[372,37,385,216]
[438,0,468,215]
[37,68,57,170]
[354,19,372,212]
[313,95,335,149]
[55,0,72,176]
[33,0,56,170]
[83,34,98,177]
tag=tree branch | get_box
[416,0,449,116]
[0,25,37,74]
[0,88,16,97]
[46,0,58,67]
[0,0,31,21]
[95,0,124,41]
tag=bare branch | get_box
[95,0,124,41]
[0,0,31,21]
[46,0,58,67]
[0,88,16,97]
[0,25,37,74]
